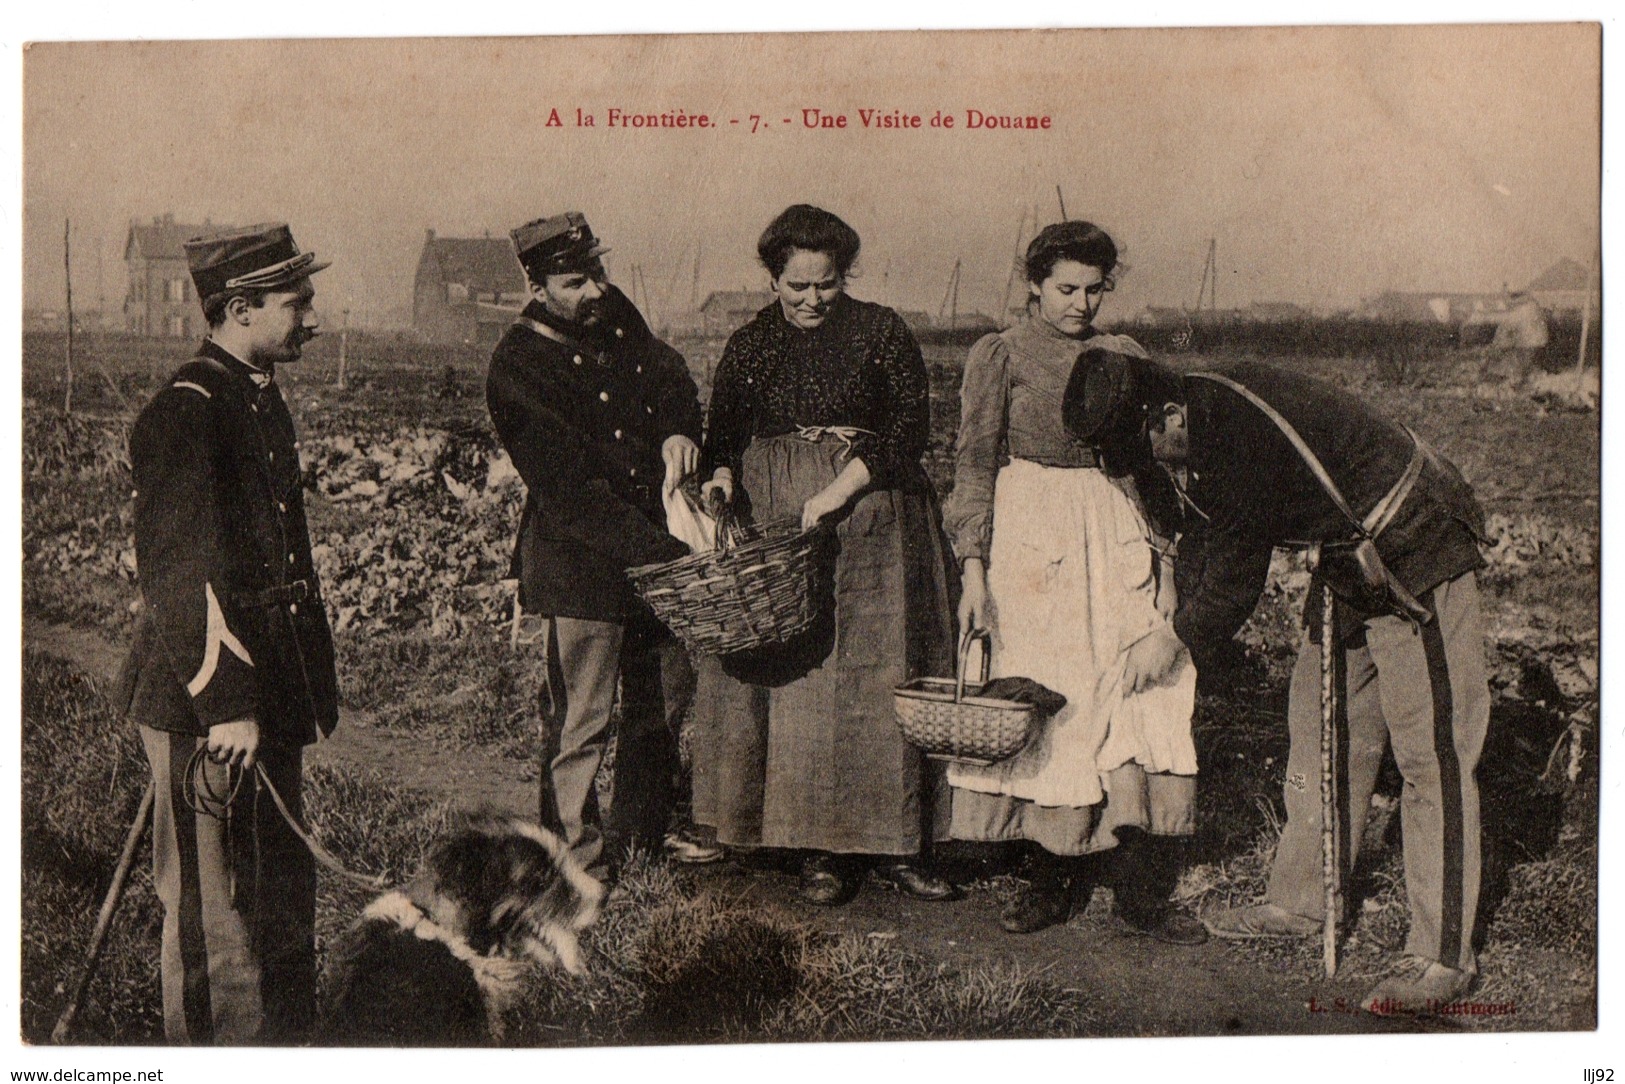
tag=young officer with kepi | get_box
[117,223,339,1044]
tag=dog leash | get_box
[184,747,388,891]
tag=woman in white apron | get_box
[942,220,1204,940]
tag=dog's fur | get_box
[320,813,604,1046]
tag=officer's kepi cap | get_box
[184,223,330,302]
[1062,348,1183,450]
[511,212,611,277]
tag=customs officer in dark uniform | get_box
[1063,357,1491,1014]
[115,224,338,1044]
[486,213,706,886]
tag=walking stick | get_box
[1319,588,1341,978]
[51,780,155,1044]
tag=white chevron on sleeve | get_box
[187,582,254,696]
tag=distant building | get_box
[915,312,1000,344]
[25,309,110,334]
[1130,306,1193,328]
[1128,306,1247,328]
[896,310,935,334]
[1525,257,1599,314]
[24,309,64,334]
[1357,291,1506,325]
[413,230,529,344]
[1245,301,1311,322]
[124,214,224,338]
[699,291,776,335]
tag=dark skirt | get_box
[690,432,955,855]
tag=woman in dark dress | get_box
[689,204,957,905]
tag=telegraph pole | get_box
[336,306,351,389]
[64,218,75,414]
[999,206,1028,327]
[1573,248,1598,388]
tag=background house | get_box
[698,291,776,335]
[1356,290,1507,324]
[896,310,935,335]
[124,214,223,338]
[1525,257,1599,315]
[412,230,529,344]
[1245,301,1312,322]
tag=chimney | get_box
[426,228,436,243]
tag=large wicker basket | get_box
[628,510,825,656]
[893,631,1039,766]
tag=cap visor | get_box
[265,258,330,288]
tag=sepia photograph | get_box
[7,8,1611,1076]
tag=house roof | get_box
[418,235,527,294]
[700,290,775,314]
[1367,290,1496,303]
[1527,257,1593,293]
[125,215,222,262]
[1248,301,1309,316]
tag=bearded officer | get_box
[487,212,710,888]
[116,223,338,1044]
[1062,355,1491,1015]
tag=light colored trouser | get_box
[520,614,688,881]
[1266,573,1489,972]
[140,726,314,1045]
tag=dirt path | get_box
[23,618,536,817]
[25,619,1441,1038]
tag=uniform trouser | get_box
[1266,573,1489,971]
[139,726,315,1045]
[519,613,689,881]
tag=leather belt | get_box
[236,579,318,608]
[1362,429,1426,539]
[1017,448,1100,469]
[514,315,609,366]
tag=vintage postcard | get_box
[11,15,1607,1079]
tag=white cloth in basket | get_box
[663,484,718,553]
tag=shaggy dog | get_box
[320,814,604,1046]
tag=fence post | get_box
[64,218,75,415]
[336,306,350,389]
[1572,249,1597,391]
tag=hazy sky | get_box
[22,25,1600,326]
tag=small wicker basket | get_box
[628,507,825,656]
[893,631,1039,766]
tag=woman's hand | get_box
[958,558,990,638]
[1124,626,1188,693]
[699,469,734,511]
[800,485,848,531]
[799,456,872,531]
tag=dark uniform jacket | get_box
[1172,361,1487,652]
[486,287,703,623]
[117,341,339,749]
